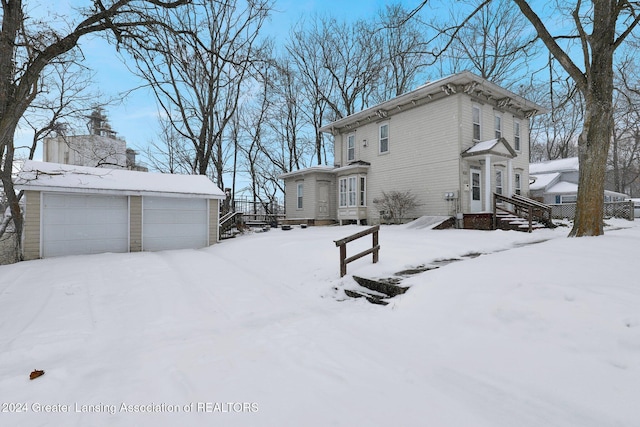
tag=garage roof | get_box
[15,161,225,199]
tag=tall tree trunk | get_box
[569,1,615,237]
[0,128,23,260]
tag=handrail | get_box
[493,193,553,232]
[334,225,380,277]
[512,194,552,211]
[219,210,241,224]
[219,211,243,239]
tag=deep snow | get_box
[1,220,639,426]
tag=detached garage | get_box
[16,161,226,260]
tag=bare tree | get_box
[286,19,334,165]
[530,61,583,162]
[510,0,640,236]
[265,59,313,173]
[308,15,385,119]
[238,62,311,202]
[20,61,107,161]
[123,0,273,188]
[372,3,432,103]
[145,115,194,174]
[437,0,538,88]
[609,57,640,196]
[1,0,190,258]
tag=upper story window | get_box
[347,134,355,162]
[472,104,481,141]
[514,121,521,151]
[494,113,502,139]
[379,123,389,154]
[297,182,303,209]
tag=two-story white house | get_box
[280,71,547,226]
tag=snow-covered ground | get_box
[1,220,639,426]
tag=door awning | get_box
[461,137,517,160]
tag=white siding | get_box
[459,96,531,209]
[335,95,463,220]
[283,171,336,221]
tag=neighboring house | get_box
[16,161,225,260]
[43,108,148,171]
[530,157,628,204]
[280,71,547,225]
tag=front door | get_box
[470,168,482,212]
[318,182,329,218]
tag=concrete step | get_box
[344,289,389,306]
[352,275,409,298]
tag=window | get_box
[296,182,303,209]
[348,177,357,206]
[495,170,503,195]
[379,123,389,153]
[472,105,481,141]
[347,134,355,162]
[494,113,502,139]
[472,170,481,201]
[339,176,365,208]
[515,173,522,195]
[557,195,576,204]
[339,178,347,207]
[514,121,521,151]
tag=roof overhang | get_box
[320,71,548,135]
[334,161,370,176]
[278,166,336,180]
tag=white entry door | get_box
[470,168,482,212]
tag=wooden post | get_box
[372,229,379,264]
[339,244,347,277]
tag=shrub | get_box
[373,190,419,224]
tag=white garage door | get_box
[42,193,129,258]
[143,197,208,251]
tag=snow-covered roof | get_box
[529,172,560,191]
[545,181,578,194]
[461,137,516,159]
[279,165,336,179]
[466,139,499,153]
[15,161,225,199]
[544,181,628,198]
[605,189,631,199]
[530,157,579,174]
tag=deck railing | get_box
[334,225,380,277]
